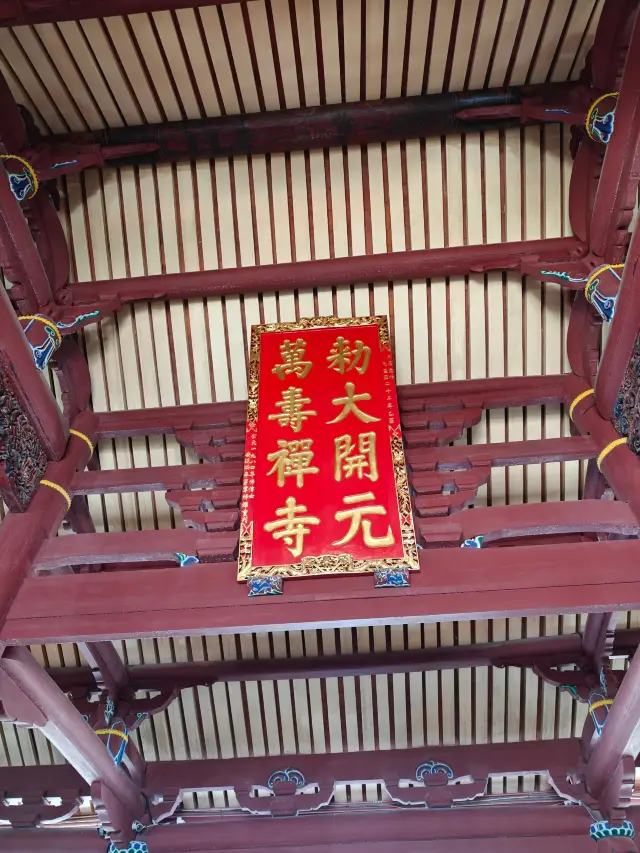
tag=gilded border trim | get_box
[238,316,417,580]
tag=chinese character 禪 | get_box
[272,338,313,380]
[267,439,319,487]
[334,432,379,482]
[268,386,317,432]
[264,496,320,558]
[326,336,371,375]
[332,492,395,548]
[328,382,380,424]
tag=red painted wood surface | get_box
[6,538,640,644]
[66,236,585,305]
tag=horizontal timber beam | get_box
[41,629,640,695]
[66,236,585,305]
[5,539,640,644]
[0,805,605,853]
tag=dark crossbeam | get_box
[40,628,640,696]
[56,84,573,164]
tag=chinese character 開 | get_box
[328,382,380,424]
[264,497,320,558]
[334,432,378,482]
[269,387,317,432]
[332,492,395,548]
[267,439,319,487]
[326,336,371,375]
[272,338,313,379]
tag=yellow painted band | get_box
[39,479,71,510]
[569,388,595,421]
[0,153,39,198]
[95,728,129,743]
[69,428,94,455]
[597,438,628,472]
[585,92,619,140]
[588,698,613,713]
[18,314,63,347]
[584,264,624,300]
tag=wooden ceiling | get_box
[1,0,630,812]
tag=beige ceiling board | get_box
[0,0,603,133]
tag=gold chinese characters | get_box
[268,387,317,433]
[267,439,319,487]
[334,432,378,482]
[272,338,313,379]
[328,382,380,424]
[332,492,395,548]
[263,497,320,558]
[326,336,371,375]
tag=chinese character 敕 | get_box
[326,336,371,375]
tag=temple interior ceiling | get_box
[2,0,633,814]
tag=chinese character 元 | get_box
[264,496,320,558]
[332,492,395,548]
[272,338,312,380]
[326,336,371,375]
[334,432,379,482]
[328,382,380,424]
[267,439,319,487]
[268,386,317,432]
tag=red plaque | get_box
[238,317,418,581]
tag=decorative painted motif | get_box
[0,365,48,511]
[174,552,199,567]
[7,169,36,202]
[416,760,454,781]
[588,668,613,737]
[539,270,588,284]
[248,576,283,596]
[584,266,622,324]
[107,842,149,853]
[104,696,115,726]
[585,93,618,144]
[461,535,484,548]
[374,566,409,587]
[613,331,640,457]
[589,820,635,841]
[19,311,101,371]
[267,767,306,789]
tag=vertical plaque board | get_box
[238,316,418,581]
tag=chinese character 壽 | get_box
[334,432,378,482]
[328,382,380,424]
[326,336,371,375]
[264,497,320,558]
[269,387,317,432]
[332,492,395,548]
[272,338,313,379]
[267,439,319,487]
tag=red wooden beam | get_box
[5,538,640,644]
[0,806,607,853]
[66,236,585,306]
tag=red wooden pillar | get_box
[0,646,146,842]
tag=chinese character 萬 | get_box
[272,338,313,380]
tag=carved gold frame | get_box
[237,315,418,580]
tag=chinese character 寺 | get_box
[328,382,380,424]
[269,387,317,432]
[326,336,371,375]
[264,496,320,558]
[332,492,395,548]
[272,338,313,379]
[334,432,379,482]
[267,439,319,487]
